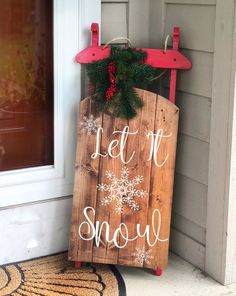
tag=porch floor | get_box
[117,253,236,296]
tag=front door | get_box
[0,0,101,265]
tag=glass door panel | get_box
[0,0,54,171]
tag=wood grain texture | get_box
[68,88,179,270]
[144,95,179,270]
[68,98,101,261]
[92,114,128,264]
[118,89,156,267]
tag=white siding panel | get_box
[128,0,150,47]
[101,0,150,47]
[177,50,213,98]
[170,228,205,270]
[163,51,213,98]
[101,3,128,44]
[173,173,207,228]
[176,134,209,185]
[149,0,163,48]
[176,91,211,142]
[172,213,206,245]
[164,3,216,52]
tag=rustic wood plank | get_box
[118,89,156,267]
[144,95,179,270]
[68,98,102,261]
[92,114,128,263]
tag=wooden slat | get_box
[68,98,101,261]
[118,89,156,267]
[144,95,179,270]
[92,114,128,263]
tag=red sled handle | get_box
[75,23,192,104]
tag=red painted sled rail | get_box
[75,23,192,104]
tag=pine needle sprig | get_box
[86,46,155,119]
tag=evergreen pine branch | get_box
[85,46,155,119]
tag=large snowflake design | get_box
[97,167,148,214]
[132,247,153,265]
[80,114,100,135]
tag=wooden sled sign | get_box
[69,88,179,274]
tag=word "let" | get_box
[91,126,172,167]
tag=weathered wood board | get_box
[68,88,179,270]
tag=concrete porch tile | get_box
[118,253,236,296]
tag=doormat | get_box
[0,252,126,296]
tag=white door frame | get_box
[0,0,101,265]
[206,0,236,285]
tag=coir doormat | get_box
[0,252,126,296]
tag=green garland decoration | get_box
[86,46,155,119]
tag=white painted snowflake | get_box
[97,167,148,214]
[132,247,153,265]
[80,114,100,135]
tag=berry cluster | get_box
[105,62,117,100]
